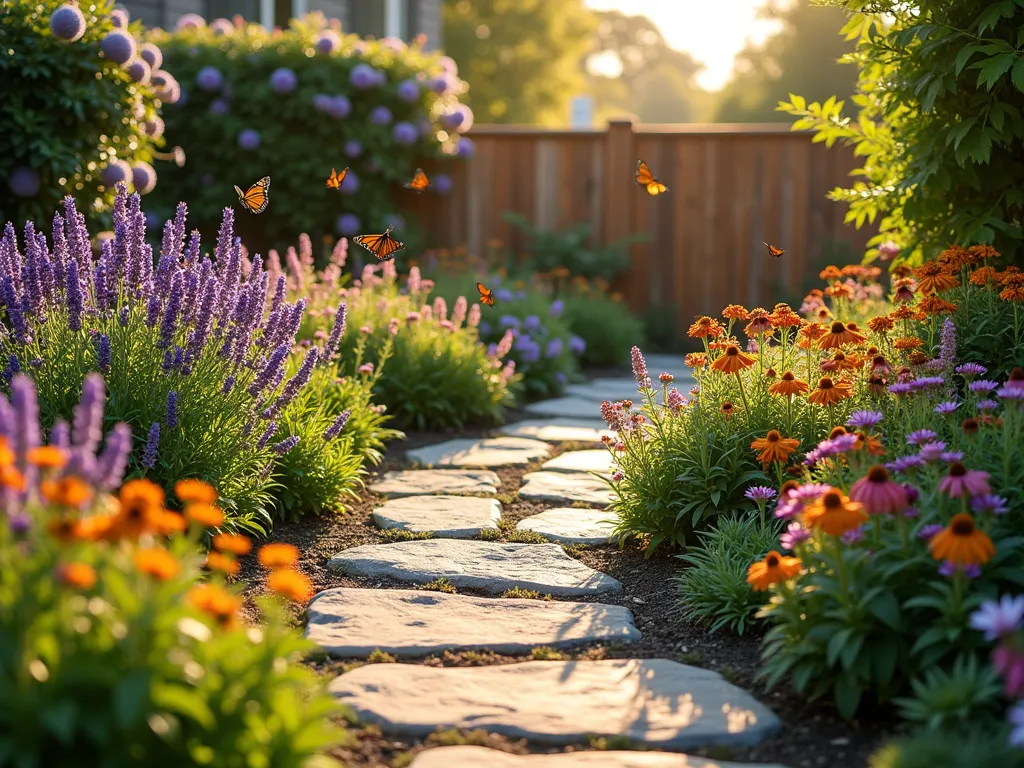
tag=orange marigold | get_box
[747,551,802,591]
[41,476,93,508]
[259,542,300,570]
[825,281,855,300]
[56,562,97,590]
[722,304,749,321]
[213,533,252,555]
[894,337,924,350]
[135,548,180,581]
[967,244,1000,263]
[205,551,240,576]
[188,584,242,628]
[808,377,854,406]
[867,315,895,334]
[750,430,801,465]
[0,437,13,467]
[28,446,67,469]
[890,304,919,321]
[937,245,972,272]
[0,465,27,492]
[110,479,166,539]
[918,295,958,316]
[684,352,707,368]
[929,513,995,566]
[688,316,725,339]
[175,479,218,505]
[267,568,315,603]
[769,303,802,328]
[710,344,756,374]
[802,490,867,536]
[820,265,843,280]
[768,371,809,397]
[186,503,224,528]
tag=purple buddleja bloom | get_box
[957,362,986,377]
[248,343,290,397]
[848,410,883,431]
[158,272,184,348]
[65,258,83,331]
[265,348,319,417]
[165,391,178,428]
[272,435,299,455]
[256,421,277,450]
[94,423,131,491]
[146,293,161,328]
[322,301,347,363]
[323,410,351,440]
[906,429,938,445]
[142,422,160,469]
[221,375,235,394]
[0,277,28,343]
[939,318,957,369]
[11,375,41,486]
[49,420,70,450]
[71,373,105,454]
[62,195,91,284]
[95,334,111,371]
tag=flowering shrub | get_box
[0,375,344,765]
[0,188,353,532]
[560,289,646,368]
[1,0,177,230]
[147,13,471,249]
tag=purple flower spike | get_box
[95,333,111,371]
[256,421,278,450]
[95,423,132,491]
[65,258,83,331]
[323,410,351,440]
[72,374,105,454]
[165,391,178,428]
[272,435,300,455]
[142,422,160,469]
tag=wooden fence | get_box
[403,118,875,328]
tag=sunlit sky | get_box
[583,0,786,91]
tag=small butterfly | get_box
[763,242,785,258]
[476,282,495,307]
[635,160,668,196]
[404,168,431,194]
[353,226,405,262]
[233,176,271,215]
[325,167,349,190]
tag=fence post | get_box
[603,118,635,245]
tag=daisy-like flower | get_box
[808,377,854,406]
[710,344,756,374]
[914,261,959,294]
[893,279,916,303]
[768,371,809,397]
[688,316,725,339]
[779,522,811,550]
[720,401,740,420]
[918,295,958,316]
[769,303,802,328]
[888,382,914,395]
[722,304,749,321]
[750,431,800,466]
[918,441,948,462]
[969,595,1024,642]
[743,308,773,336]
[970,379,1000,394]
[977,399,999,411]
[815,306,834,323]
[817,433,859,456]
[849,465,908,515]
[818,321,862,349]
[929,513,995,566]
[956,362,987,377]
[997,385,1024,400]
[684,352,707,368]
[917,523,945,540]
[934,401,959,415]
[971,494,1009,515]
[939,462,991,498]
[746,550,803,591]
[847,410,883,431]
[802,490,868,536]
[906,429,938,445]
[744,486,778,502]
[867,315,895,334]
[941,450,965,463]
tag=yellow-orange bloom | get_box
[41,475,93,508]
[720,401,741,420]
[750,431,800,466]
[743,308,773,336]
[808,377,854,406]
[188,584,242,628]
[853,431,886,456]
[722,304,749,321]
[820,265,843,280]
[710,344,756,374]
[75,514,116,542]
[802,490,867,536]
[186,503,224,528]
[929,514,995,566]
[970,266,999,286]
[817,321,861,349]
[213,533,252,555]
[175,479,218,505]
[769,303,802,328]
[825,281,855,300]
[918,295,958,316]
[28,446,67,469]
[915,262,959,294]
[747,551,802,591]
[267,568,314,603]
[0,465,26,492]
[768,371,809,397]
[205,551,240,576]
[688,316,725,339]
[56,562,97,590]
[135,548,180,581]
[867,315,895,334]
[0,437,13,467]
[684,353,707,368]
[258,542,300,570]
[110,479,166,539]
[890,305,919,321]
[893,337,923,351]
[826,351,863,373]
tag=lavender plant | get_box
[0,186,346,532]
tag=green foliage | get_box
[443,0,596,125]
[869,726,1024,768]
[0,0,167,229]
[893,654,1004,731]
[779,0,1024,264]
[676,513,781,635]
[147,14,467,251]
[560,292,645,368]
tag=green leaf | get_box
[975,54,1017,90]
[41,700,77,744]
[867,591,902,629]
[1011,57,1024,93]
[113,670,151,730]
[954,43,985,75]
[833,674,863,720]
[826,628,854,667]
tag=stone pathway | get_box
[306,371,787,766]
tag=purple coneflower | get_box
[848,465,908,515]
[938,462,990,498]
[779,522,811,550]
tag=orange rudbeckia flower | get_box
[808,377,854,406]
[929,513,995,566]
[750,431,800,466]
[110,479,166,539]
[188,584,242,629]
[710,344,756,374]
[802,490,867,536]
[213,533,252,556]
[768,371,809,397]
[175,479,218,505]
[135,548,180,581]
[818,321,863,349]
[747,551,803,591]
[688,316,725,339]
[258,543,300,570]
[267,568,314,603]
[914,262,959,294]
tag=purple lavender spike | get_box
[323,410,351,440]
[11,375,41,487]
[22,222,43,316]
[138,243,154,297]
[171,203,188,259]
[66,258,83,332]
[265,347,319,417]
[186,231,201,266]
[256,421,278,450]
[50,419,70,449]
[3,354,21,383]
[112,184,129,232]
[323,301,347,363]
[161,220,175,260]
[161,349,175,374]
[165,391,178,428]
[181,267,201,324]
[221,375,235,394]
[269,274,286,314]
[146,293,161,328]
[72,373,105,454]
[142,422,160,469]
[187,276,219,358]
[155,254,173,295]
[62,195,91,285]
[0,224,16,290]
[272,435,299,455]
[214,207,235,269]
[248,343,290,398]
[158,272,183,348]
[65,447,97,486]
[0,277,27,343]
[95,333,111,371]
[95,422,132,491]
[118,307,130,327]
[51,212,69,290]
[0,393,12,442]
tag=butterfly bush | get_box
[0,185,348,533]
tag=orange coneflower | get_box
[825,281,855,300]
[27,446,67,470]
[720,401,741,420]
[808,377,854,406]
[41,476,93,508]
[258,542,300,570]
[155,511,187,536]
[710,344,756,374]
[743,308,773,336]
[815,306,834,323]
[56,562,97,590]
[967,244,1000,263]
[267,568,315,603]
[893,337,923,351]
[826,351,863,373]
[769,303,802,328]
[722,304,749,321]
[802,490,867,536]
[185,503,224,528]
[853,431,886,456]
[188,583,242,629]
[688,316,725,339]
[970,266,999,286]
[75,513,115,542]
[750,431,801,466]
[820,265,843,280]
[819,321,859,349]
[866,345,880,356]
[936,245,972,272]
[845,322,868,342]
[929,513,995,566]
[213,533,252,556]
[134,548,180,581]
[205,551,240,576]
[1000,273,1024,302]
[890,304,919,322]
[799,322,827,345]
[867,315,895,334]
[893,278,916,303]
[746,551,803,591]
[109,479,166,539]
[828,426,849,439]
[768,371,809,397]
[915,261,959,294]
[918,295,958,316]
[684,352,707,368]
[175,479,218,505]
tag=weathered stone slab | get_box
[409,746,790,768]
[519,471,614,506]
[523,397,602,420]
[565,378,648,403]
[372,496,501,539]
[328,540,622,596]
[498,418,614,444]
[306,588,640,657]
[370,469,501,498]
[542,450,614,476]
[330,659,782,751]
[517,508,618,545]
[408,437,550,468]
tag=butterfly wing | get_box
[354,228,405,262]
[635,160,654,186]
[404,168,430,193]
[476,282,495,307]
[326,168,339,189]
[645,181,669,196]
[763,242,785,258]
[239,176,270,214]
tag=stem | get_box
[734,371,751,413]
[833,536,850,606]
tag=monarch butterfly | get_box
[763,242,785,258]
[635,160,668,196]
[476,282,495,307]
[353,226,405,262]
[325,167,349,190]
[233,176,271,215]
[404,168,431,194]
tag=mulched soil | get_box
[235,404,897,768]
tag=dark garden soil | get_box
[235,387,896,767]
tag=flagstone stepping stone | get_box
[409,746,790,768]
[330,659,782,750]
[306,588,640,657]
[516,508,618,545]
[523,396,602,419]
[519,471,614,506]
[565,378,648,402]
[498,418,614,444]
[328,540,622,596]
[408,437,550,468]
[372,496,501,539]
[370,469,501,498]
[542,450,614,476]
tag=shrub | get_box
[779,1,1024,265]
[559,290,646,368]
[147,13,471,250]
[0,375,345,766]
[869,726,1024,768]
[0,188,351,533]
[1,0,176,230]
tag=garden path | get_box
[310,372,788,766]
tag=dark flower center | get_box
[951,517,975,536]
[766,554,780,568]
[780,480,799,495]
[847,323,860,331]
[873,355,886,367]
[766,430,781,442]
[962,418,979,433]
[725,346,739,357]
[867,346,879,355]
[1010,367,1024,382]
[823,491,843,508]
[948,462,967,477]
[867,466,889,483]
[830,322,846,334]
[818,378,835,390]
[829,426,848,439]
[722,402,734,411]
[781,372,795,381]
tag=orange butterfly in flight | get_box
[476,282,495,307]
[635,160,668,196]
[353,226,405,262]
[233,176,270,215]
[325,167,349,189]
[763,242,785,258]
[404,168,431,194]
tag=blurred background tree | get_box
[713,0,857,123]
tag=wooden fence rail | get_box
[403,118,874,330]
